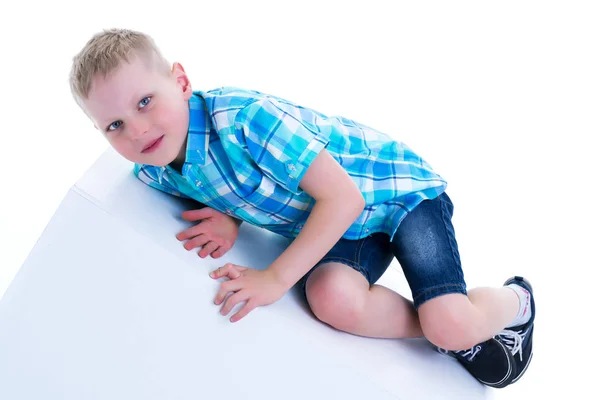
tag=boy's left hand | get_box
[209,263,289,322]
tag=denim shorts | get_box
[298,192,467,309]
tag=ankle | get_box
[506,284,532,328]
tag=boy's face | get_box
[82,56,192,167]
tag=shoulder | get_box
[197,87,266,110]
[197,87,310,114]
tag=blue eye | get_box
[139,97,151,108]
[108,121,122,131]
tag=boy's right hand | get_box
[176,207,240,259]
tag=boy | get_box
[69,28,535,389]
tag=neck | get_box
[169,159,184,174]
[170,138,188,173]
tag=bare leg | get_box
[467,286,521,333]
[305,262,422,339]
[418,288,520,351]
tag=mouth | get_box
[142,136,164,153]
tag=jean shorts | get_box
[298,192,467,309]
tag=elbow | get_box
[317,184,365,220]
[350,189,366,218]
[357,192,366,212]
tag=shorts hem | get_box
[314,257,367,277]
[413,283,467,309]
[299,257,369,297]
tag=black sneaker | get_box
[496,276,535,384]
[439,337,517,388]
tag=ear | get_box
[172,62,192,100]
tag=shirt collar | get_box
[183,93,211,166]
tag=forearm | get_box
[269,196,365,288]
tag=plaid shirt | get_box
[134,87,447,240]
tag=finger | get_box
[230,300,256,323]
[210,245,228,259]
[181,207,217,222]
[183,234,210,251]
[214,279,243,305]
[209,263,244,280]
[220,291,247,316]
[199,241,219,258]
[176,223,207,241]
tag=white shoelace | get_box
[455,345,482,362]
[438,345,482,362]
[438,328,528,363]
[497,329,527,361]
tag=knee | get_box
[305,267,365,331]
[419,295,481,351]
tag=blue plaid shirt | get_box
[134,87,447,240]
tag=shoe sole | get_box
[503,275,534,384]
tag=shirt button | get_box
[365,228,370,233]
[196,181,203,188]
[287,163,296,172]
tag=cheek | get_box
[148,107,167,129]
[156,105,186,132]
[107,135,136,157]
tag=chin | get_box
[145,146,181,166]
[127,155,172,167]
[148,157,174,167]
[121,147,179,167]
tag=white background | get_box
[0,1,597,398]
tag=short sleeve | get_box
[235,98,330,194]
[133,164,192,199]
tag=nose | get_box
[127,117,150,139]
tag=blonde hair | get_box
[69,28,170,104]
